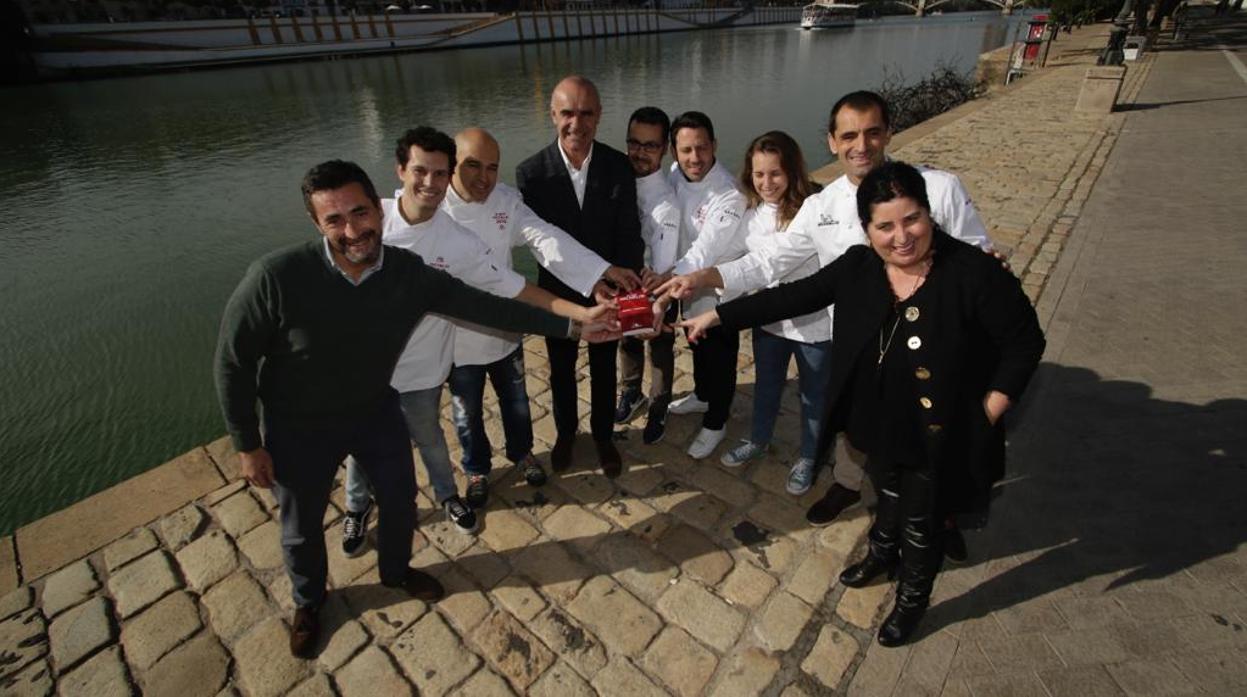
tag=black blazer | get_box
[516,141,644,304]
[717,232,1046,515]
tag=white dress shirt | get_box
[381,196,526,392]
[636,169,681,275]
[669,159,749,316]
[741,203,831,344]
[442,182,611,367]
[558,142,594,208]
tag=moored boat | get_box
[800,1,858,29]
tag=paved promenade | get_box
[3,15,1246,696]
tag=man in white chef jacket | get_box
[441,127,641,510]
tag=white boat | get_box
[800,1,858,29]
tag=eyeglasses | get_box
[626,138,665,154]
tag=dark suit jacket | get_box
[516,141,644,305]
[717,232,1046,517]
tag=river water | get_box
[0,11,1035,534]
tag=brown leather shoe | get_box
[289,606,320,659]
[596,439,623,479]
[551,435,575,472]
[382,569,446,602]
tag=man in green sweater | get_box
[214,160,616,658]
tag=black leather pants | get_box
[866,460,944,610]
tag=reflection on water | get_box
[0,12,1032,533]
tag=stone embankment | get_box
[1,20,1172,696]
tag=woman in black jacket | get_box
[677,161,1045,646]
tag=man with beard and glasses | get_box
[214,159,619,659]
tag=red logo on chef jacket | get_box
[493,212,509,230]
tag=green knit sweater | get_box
[214,240,570,452]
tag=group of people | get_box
[213,73,1045,657]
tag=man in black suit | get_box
[516,75,645,478]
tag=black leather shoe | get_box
[382,569,446,602]
[877,600,926,647]
[839,554,898,588]
[642,400,668,445]
[551,436,575,472]
[289,605,320,659]
[596,439,623,478]
[806,483,862,527]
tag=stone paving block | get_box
[233,616,309,697]
[528,661,594,697]
[979,633,1065,674]
[236,519,282,571]
[590,656,668,697]
[747,492,811,542]
[102,528,158,572]
[754,591,814,652]
[552,472,615,506]
[0,608,48,679]
[801,624,859,690]
[613,462,666,498]
[59,645,131,697]
[204,436,240,481]
[816,510,872,558]
[786,546,842,607]
[202,571,273,643]
[496,478,568,523]
[39,559,99,618]
[490,576,546,622]
[943,639,994,681]
[687,464,757,508]
[656,577,745,652]
[120,591,201,670]
[1106,659,1198,696]
[450,667,516,697]
[48,596,114,672]
[1037,665,1127,697]
[1170,648,1247,694]
[846,641,910,697]
[176,530,238,592]
[108,550,180,618]
[1053,595,1135,630]
[708,647,780,697]
[341,571,429,641]
[390,611,480,697]
[316,616,368,673]
[423,517,477,558]
[719,560,777,610]
[593,531,678,602]
[453,542,510,591]
[597,494,663,536]
[541,505,612,552]
[966,671,1053,697]
[286,673,336,697]
[469,609,555,691]
[898,630,959,693]
[3,659,53,697]
[477,509,541,554]
[567,575,662,657]
[432,568,491,635]
[202,480,247,507]
[1169,611,1247,651]
[268,573,295,612]
[836,580,892,630]
[159,504,208,550]
[511,540,590,604]
[0,585,33,621]
[726,519,798,574]
[642,626,718,697]
[662,486,730,532]
[335,646,412,696]
[1046,625,1132,666]
[528,606,608,678]
[213,490,269,539]
[993,597,1071,636]
[656,524,734,587]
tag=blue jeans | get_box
[447,347,534,477]
[751,329,832,460]
[345,384,457,510]
[266,389,415,608]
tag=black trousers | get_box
[689,324,739,430]
[546,336,618,442]
[866,459,944,607]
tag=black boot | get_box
[877,516,942,647]
[840,518,899,588]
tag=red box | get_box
[617,290,654,337]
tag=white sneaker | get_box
[687,427,726,459]
[668,393,710,415]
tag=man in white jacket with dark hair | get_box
[443,127,640,509]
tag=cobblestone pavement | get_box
[4,16,1245,697]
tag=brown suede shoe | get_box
[551,435,575,472]
[382,569,446,602]
[596,439,622,479]
[289,606,320,659]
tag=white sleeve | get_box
[717,201,818,293]
[457,234,527,298]
[671,190,748,275]
[648,196,682,275]
[513,200,609,297]
[936,174,992,251]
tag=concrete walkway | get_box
[846,12,1247,697]
[2,15,1245,697]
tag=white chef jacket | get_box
[635,169,681,275]
[382,196,526,392]
[741,203,831,344]
[669,160,749,316]
[442,182,610,367]
[717,166,992,295]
